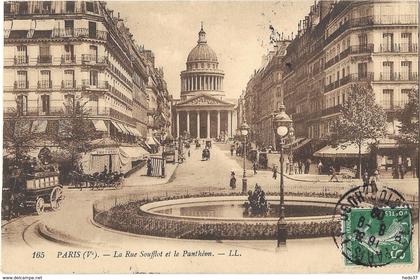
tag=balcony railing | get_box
[14,81,29,89]
[322,105,342,117]
[379,72,418,81]
[37,80,52,89]
[324,73,374,92]
[81,80,108,89]
[14,55,29,64]
[81,54,107,64]
[37,55,52,64]
[349,44,374,54]
[61,54,76,64]
[52,28,108,40]
[61,80,76,89]
[379,43,418,53]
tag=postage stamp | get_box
[332,185,414,267]
[342,207,412,266]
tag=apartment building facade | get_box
[3,1,171,173]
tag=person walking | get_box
[373,168,379,182]
[329,166,339,182]
[230,146,234,156]
[272,165,278,180]
[298,161,303,174]
[146,158,153,176]
[230,171,236,189]
[399,164,405,179]
[317,161,323,175]
[188,150,190,157]
[253,161,258,175]
[370,178,378,194]
[362,170,369,185]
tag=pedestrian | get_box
[230,171,236,189]
[329,166,339,182]
[318,161,323,175]
[102,165,108,175]
[298,161,303,174]
[188,150,190,157]
[399,164,405,179]
[253,161,258,175]
[370,178,378,194]
[305,158,311,174]
[146,158,153,176]
[272,165,278,180]
[362,170,369,185]
[294,162,299,174]
[373,168,379,182]
[230,146,234,156]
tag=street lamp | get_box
[273,104,292,247]
[288,126,295,175]
[240,122,250,193]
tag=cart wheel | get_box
[35,197,45,215]
[50,187,64,211]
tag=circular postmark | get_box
[332,184,413,267]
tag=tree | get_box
[397,88,418,177]
[50,96,99,172]
[3,110,40,164]
[331,84,387,178]
[398,88,418,144]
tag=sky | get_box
[107,1,312,100]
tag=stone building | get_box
[172,26,236,140]
[3,1,171,173]
[244,0,418,176]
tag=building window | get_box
[382,33,394,52]
[86,1,96,13]
[16,95,28,115]
[40,70,51,88]
[401,33,412,52]
[88,21,97,38]
[64,94,75,114]
[90,70,98,86]
[64,20,74,36]
[65,1,75,13]
[89,45,98,62]
[42,1,52,13]
[17,70,28,88]
[382,89,394,109]
[16,45,27,64]
[401,61,412,80]
[39,45,51,63]
[358,62,367,78]
[41,95,50,115]
[382,61,394,80]
[19,1,28,14]
[358,33,368,47]
[400,89,411,107]
[64,70,75,88]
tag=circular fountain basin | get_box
[140,196,338,223]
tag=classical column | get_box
[206,76,209,90]
[197,111,201,138]
[198,76,201,90]
[176,112,180,137]
[195,76,198,91]
[207,111,210,138]
[217,110,221,138]
[187,111,190,133]
[227,110,232,137]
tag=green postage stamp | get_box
[342,207,412,266]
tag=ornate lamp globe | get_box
[273,104,292,138]
[240,122,250,136]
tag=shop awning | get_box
[92,120,108,132]
[31,120,48,133]
[313,143,370,158]
[111,121,123,133]
[11,19,33,30]
[119,146,149,160]
[146,136,160,146]
[34,19,55,30]
[120,124,133,135]
[126,126,142,137]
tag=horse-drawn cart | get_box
[2,170,64,218]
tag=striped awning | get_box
[31,120,48,133]
[111,121,123,133]
[92,120,108,132]
[314,143,370,158]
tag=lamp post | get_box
[288,126,295,175]
[273,104,293,247]
[240,122,250,193]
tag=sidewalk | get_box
[124,161,179,187]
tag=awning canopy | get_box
[111,121,123,133]
[92,120,107,132]
[32,120,48,133]
[314,143,370,158]
[11,19,33,30]
[119,146,149,160]
[120,124,133,135]
[146,136,160,146]
[34,19,55,30]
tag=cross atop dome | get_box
[198,22,207,44]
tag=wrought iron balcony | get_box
[37,55,52,64]
[14,55,29,65]
[37,80,52,89]
[349,44,374,54]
